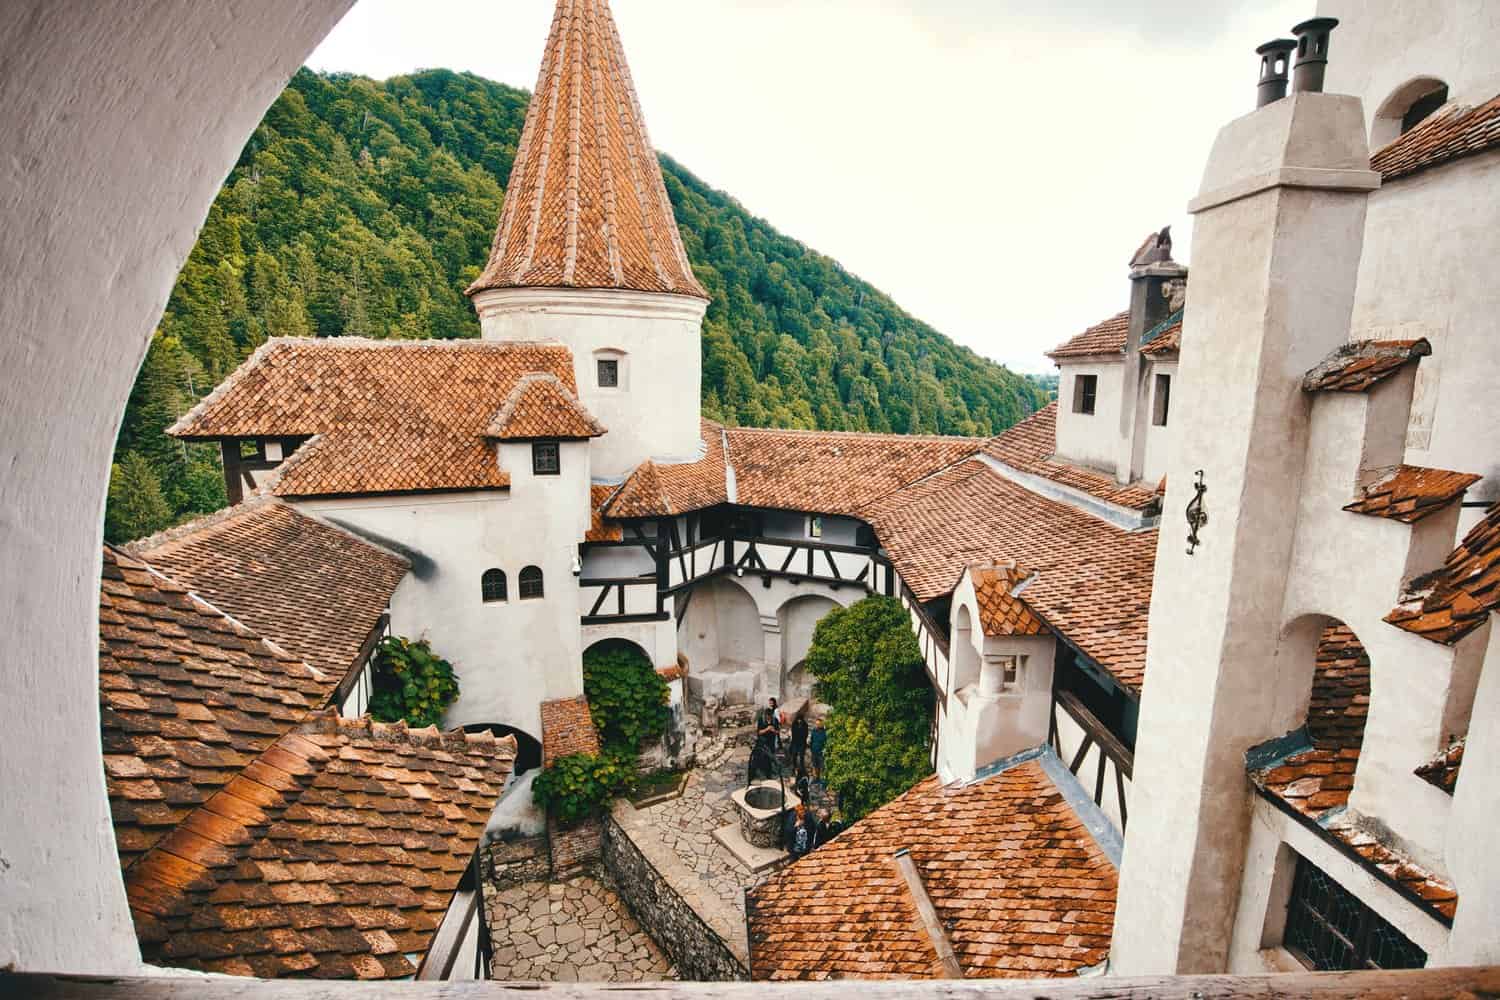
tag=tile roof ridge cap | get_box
[727,425,984,444]
[123,493,278,556]
[131,552,328,682]
[257,336,573,352]
[487,369,606,438]
[167,336,282,436]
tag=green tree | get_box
[104,452,173,544]
[805,596,935,820]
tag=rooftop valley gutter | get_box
[977,453,1157,531]
[891,849,965,979]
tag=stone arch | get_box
[583,636,652,665]
[776,594,839,705]
[1371,75,1450,147]
[1,1,353,972]
[675,576,763,705]
[462,723,544,776]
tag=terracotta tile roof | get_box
[129,499,408,683]
[1372,93,1500,182]
[1046,311,1129,361]
[540,696,601,765]
[466,0,707,301]
[1140,319,1182,357]
[864,461,1156,693]
[169,338,578,498]
[605,419,729,518]
[983,404,1161,512]
[726,426,982,516]
[484,372,606,440]
[1302,339,1431,393]
[1385,502,1500,645]
[1249,626,1459,924]
[126,712,515,979]
[1343,465,1481,523]
[1415,738,1464,795]
[746,762,1116,981]
[99,547,328,870]
[587,483,624,542]
[969,565,1048,638]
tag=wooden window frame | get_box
[597,358,619,388]
[532,441,560,477]
[519,566,545,600]
[1073,374,1098,415]
[481,569,507,604]
[1283,854,1426,972]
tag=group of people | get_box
[748,696,839,861]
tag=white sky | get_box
[309,0,1306,373]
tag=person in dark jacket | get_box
[788,710,809,777]
[784,803,819,860]
[809,716,828,785]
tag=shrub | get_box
[806,596,934,820]
[582,644,669,754]
[367,635,459,728]
[531,750,638,827]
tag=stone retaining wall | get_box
[481,834,551,889]
[550,815,602,876]
[601,813,748,981]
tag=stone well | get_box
[730,781,799,849]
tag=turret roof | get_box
[467,0,707,301]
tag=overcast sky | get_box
[310,0,1306,373]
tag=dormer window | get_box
[597,358,619,388]
[532,441,560,476]
[1153,373,1172,427]
[1073,375,1098,415]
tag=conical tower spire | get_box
[468,0,707,300]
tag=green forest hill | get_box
[107,69,1044,542]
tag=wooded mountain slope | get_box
[108,69,1042,541]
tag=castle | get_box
[1,0,1498,988]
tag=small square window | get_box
[1002,657,1020,690]
[597,358,619,388]
[532,441,560,476]
[807,516,823,539]
[1153,373,1172,427]
[1073,374,1098,415]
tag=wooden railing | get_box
[12,966,1500,997]
[1051,688,1133,830]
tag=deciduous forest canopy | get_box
[109,69,1043,542]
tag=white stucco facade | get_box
[1054,360,1125,472]
[472,287,708,480]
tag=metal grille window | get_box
[597,358,619,387]
[519,565,544,600]
[481,569,507,603]
[1284,855,1426,971]
[1073,374,1098,415]
[532,441,560,476]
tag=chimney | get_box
[1118,228,1188,484]
[1255,39,1296,107]
[1291,17,1339,94]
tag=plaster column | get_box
[0,0,352,974]
[1444,619,1500,964]
[1110,92,1379,975]
[1118,262,1187,484]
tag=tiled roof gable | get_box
[746,761,1117,980]
[1046,310,1129,361]
[983,404,1160,513]
[1302,339,1430,393]
[1372,93,1500,181]
[129,498,409,681]
[969,564,1048,638]
[604,420,729,518]
[169,338,579,498]
[1386,502,1500,645]
[467,0,707,300]
[485,372,607,440]
[99,547,327,870]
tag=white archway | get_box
[0,0,353,973]
[777,594,838,704]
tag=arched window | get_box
[1372,77,1450,148]
[481,569,507,603]
[519,565,544,600]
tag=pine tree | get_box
[105,453,173,544]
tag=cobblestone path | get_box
[486,876,676,982]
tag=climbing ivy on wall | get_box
[582,644,670,755]
[367,635,460,729]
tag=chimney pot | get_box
[1291,17,1339,94]
[1255,39,1297,108]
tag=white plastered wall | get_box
[777,594,839,704]
[581,620,678,674]
[295,440,592,740]
[473,288,707,480]
[1054,359,1124,473]
[0,0,352,974]
[1140,360,1177,487]
[1347,152,1500,520]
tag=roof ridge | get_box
[726,425,985,445]
[125,493,281,556]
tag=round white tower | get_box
[467,0,709,481]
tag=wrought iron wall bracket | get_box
[1185,470,1209,555]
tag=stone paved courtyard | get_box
[486,875,676,982]
[610,726,827,963]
